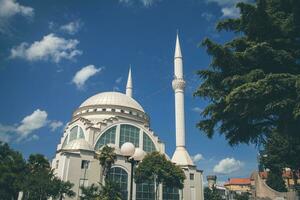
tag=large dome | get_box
[80,92,144,112]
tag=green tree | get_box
[22,154,54,200]
[51,177,76,200]
[134,151,185,200]
[80,181,122,200]
[235,192,250,200]
[80,183,100,200]
[204,187,222,200]
[0,142,26,200]
[97,145,117,182]
[194,0,300,145]
[99,180,122,200]
[22,154,76,200]
[266,170,287,192]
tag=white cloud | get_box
[113,86,120,91]
[221,6,240,18]
[192,153,204,163]
[16,109,48,140]
[192,107,203,113]
[119,0,159,7]
[0,0,34,18]
[201,12,214,21]
[204,0,249,18]
[10,33,82,63]
[72,65,103,89]
[115,77,122,84]
[49,121,63,132]
[60,20,82,35]
[0,109,64,143]
[213,157,244,174]
[0,124,15,142]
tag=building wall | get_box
[224,184,251,193]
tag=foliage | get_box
[52,177,76,200]
[235,192,250,200]
[80,181,122,200]
[22,154,75,200]
[80,183,101,200]
[266,170,287,192]
[260,132,300,170]
[204,187,222,200]
[260,132,300,190]
[194,0,300,146]
[0,143,75,200]
[97,145,117,179]
[134,151,185,200]
[99,180,122,200]
[83,145,120,200]
[0,141,26,200]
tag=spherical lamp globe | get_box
[120,142,135,157]
[132,148,145,161]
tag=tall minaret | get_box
[126,67,132,97]
[171,33,194,166]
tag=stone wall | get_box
[250,171,298,200]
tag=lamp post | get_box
[120,142,145,200]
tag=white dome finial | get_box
[126,66,133,97]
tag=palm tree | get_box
[97,145,116,182]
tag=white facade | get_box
[51,34,204,200]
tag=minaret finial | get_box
[126,66,132,97]
[175,32,182,59]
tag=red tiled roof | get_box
[224,178,251,186]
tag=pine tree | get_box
[195,0,300,145]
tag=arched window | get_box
[107,167,128,200]
[163,185,179,200]
[136,180,155,200]
[119,124,140,147]
[143,132,156,153]
[95,126,116,150]
[62,135,68,148]
[69,126,85,142]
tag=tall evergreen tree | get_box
[266,170,287,192]
[194,0,300,145]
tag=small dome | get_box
[63,139,93,151]
[79,92,144,112]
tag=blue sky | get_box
[0,0,257,184]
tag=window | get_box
[163,185,179,200]
[143,133,156,153]
[62,135,68,148]
[95,126,116,150]
[69,126,85,143]
[136,180,155,200]
[107,167,128,200]
[190,173,194,180]
[119,125,140,147]
[55,160,59,169]
[81,160,90,169]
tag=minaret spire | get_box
[171,33,194,166]
[126,67,132,97]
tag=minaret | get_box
[126,67,132,97]
[171,33,194,166]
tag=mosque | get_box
[51,34,204,200]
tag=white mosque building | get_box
[51,34,204,200]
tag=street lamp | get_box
[120,142,145,200]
